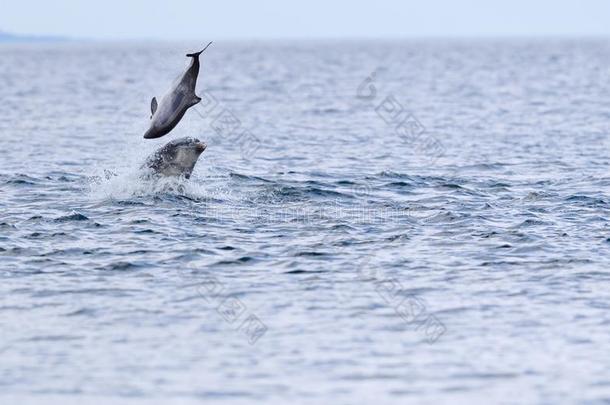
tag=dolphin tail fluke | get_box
[186,42,213,58]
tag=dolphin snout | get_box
[195,141,207,153]
[144,128,161,139]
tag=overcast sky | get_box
[2,0,610,40]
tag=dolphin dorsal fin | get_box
[151,97,158,117]
[189,95,202,108]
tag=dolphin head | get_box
[143,137,207,178]
[172,137,207,165]
[143,121,167,139]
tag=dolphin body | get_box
[143,42,212,139]
[142,137,207,178]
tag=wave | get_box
[86,164,234,203]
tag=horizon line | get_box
[2,30,610,43]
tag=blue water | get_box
[1,40,610,404]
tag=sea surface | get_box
[1,40,610,404]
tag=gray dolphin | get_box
[142,137,207,178]
[143,42,213,139]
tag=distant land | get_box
[0,30,68,42]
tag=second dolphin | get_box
[143,42,213,139]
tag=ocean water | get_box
[1,39,610,404]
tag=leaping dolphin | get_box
[143,42,213,139]
[142,137,207,178]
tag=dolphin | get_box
[142,137,207,178]
[143,42,213,139]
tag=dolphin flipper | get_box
[151,97,158,117]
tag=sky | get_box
[1,0,610,40]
